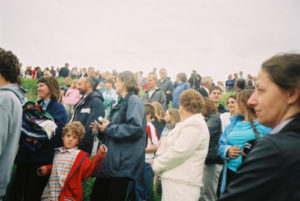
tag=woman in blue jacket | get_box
[218,89,271,194]
[12,76,68,201]
[91,71,147,201]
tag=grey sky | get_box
[1,0,300,81]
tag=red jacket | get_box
[45,148,107,201]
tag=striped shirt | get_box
[41,147,80,201]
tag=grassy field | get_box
[19,78,235,201]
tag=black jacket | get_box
[219,113,300,201]
[97,92,147,183]
[198,87,209,97]
[205,112,223,164]
[59,67,69,78]
[217,104,228,114]
[71,91,105,154]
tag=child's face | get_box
[62,131,79,149]
[165,111,171,123]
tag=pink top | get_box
[64,88,82,105]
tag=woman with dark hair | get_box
[152,89,209,201]
[11,76,68,201]
[218,89,271,194]
[220,95,237,132]
[91,71,146,201]
[220,54,300,201]
[200,97,223,201]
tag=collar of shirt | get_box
[55,147,78,153]
[148,87,158,98]
[41,100,51,110]
[270,117,295,135]
[203,87,209,94]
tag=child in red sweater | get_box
[38,121,107,201]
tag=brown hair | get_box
[38,77,61,101]
[104,78,115,85]
[145,103,155,119]
[166,108,181,128]
[179,89,205,114]
[176,72,187,83]
[209,85,222,94]
[262,53,300,106]
[202,97,217,117]
[236,89,259,138]
[0,48,21,84]
[226,94,237,105]
[151,102,165,122]
[62,121,86,142]
[118,71,140,95]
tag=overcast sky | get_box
[1,0,300,81]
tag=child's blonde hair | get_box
[151,102,165,122]
[166,108,181,128]
[62,121,85,142]
[71,80,78,89]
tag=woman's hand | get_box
[227,146,242,158]
[150,160,154,169]
[99,119,110,132]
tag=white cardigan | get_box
[153,113,209,187]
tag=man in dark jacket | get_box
[70,77,105,154]
[59,63,70,78]
[142,73,167,110]
[198,76,213,97]
[209,86,228,114]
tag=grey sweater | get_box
[0,84,26,197]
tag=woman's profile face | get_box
[248,70,290,128]
[38,82,51,100]
[165,111,171,123]
[115,78,125,94]
[227,97,237,113]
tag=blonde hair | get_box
[151,102,165,122]
[62,121,86,142]
[166,108,181,128]
[147,73,158,83]
[71,80,78,89]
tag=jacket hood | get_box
[0,84,27,105]
[87,91,104,102]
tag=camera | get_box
[243,140,255,155]
[95,116,105,125]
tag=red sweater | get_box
[45,149,106,201]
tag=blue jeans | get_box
[127,162,154,201]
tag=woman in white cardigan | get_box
[152,89,210,201]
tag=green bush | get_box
[21,78,38,101]
[220,90,237,109]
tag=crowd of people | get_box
[0,47,300,201]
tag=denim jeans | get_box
[127,162,154,201]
